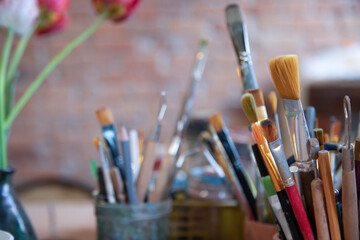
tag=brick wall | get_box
[2,0,360,186]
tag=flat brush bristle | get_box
[225,4,243,25]
[96,107,114,126]
[260,119,278,143]
[241,93,258,124]
[314,128,324,147]
[251,123,267,146]
[209,113,225,133]
[247,89,265,106]
[269,55,300,100]
[268,91,277,113]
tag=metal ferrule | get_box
[269,139,295,187]
[259,144,285,192]
[274,113,282,140]
[168,135,182,157]
[150,122,161,142]
[342,145,354,172]
[282,99,310,162]
[239,51,251,65]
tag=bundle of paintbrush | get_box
[232,53,360,239]
[90,39,209,204]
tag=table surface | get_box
[24,200,96,240]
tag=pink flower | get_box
[0,0,39,35]
[37,0,70,34]
[92,0,140,22]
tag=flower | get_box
[0,0,39,35]
[92,0,140,22]
[37,0,71,34]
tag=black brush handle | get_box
[97,167,107,202]
[102,126,127,195]
[217,130,257,220]
[277,189,303,240]
[300,170,316,235]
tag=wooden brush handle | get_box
[286,184,314,240]
[311,178,330,240]
[342,169,359,240]
[136,141,157,203]
[110,167,126,203]
[148,153,176,202]
[318,150,341,240]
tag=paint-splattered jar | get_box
[95,199,172,240]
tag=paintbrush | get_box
[311,174,330,240]
[252,144,293,240]
[241,93,258,125]
[129,129,140,181]
[110,167,126,203]
[225,4,258,91]
[96,107,126,192]
[248,89,268,121]
[304,107,316,138]
[269,55,316,229]
[318,150,341,240]
[252,123,302,239]
[209,113,257,220]
[150,40,209,202]
[313,128,324,151]
[120,124,138,204]
[200,130,253,219]
[268,91,282,140]
[289,165,303,201]
[341,95,359,240]
[98,141,116,204]
[330,119,341,143]
[261,120,314,240]
[96,167,107,201]
[136,92,167,203]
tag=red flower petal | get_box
[37,14,68,35]
[38,0,70,14]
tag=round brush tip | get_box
[96,107,114,126]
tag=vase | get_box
[0,168,37,240]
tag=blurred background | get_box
[1,0,360,226]
[1,0,360,238]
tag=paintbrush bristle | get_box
[260,119,278,143]
[241,93,258,124]
[268,91,277,113]
[96,107,114,126]
[209,113,225,133]
[251,123,267,146]
[269,55,300,100]
[313,128,324,148]
[225,4,243,25]
[93,136,100,151]
[247,89,265,107]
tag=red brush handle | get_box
[286,184,314,240]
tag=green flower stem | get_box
[0,29,15,169]
[6,23,37,88]
[5,11,109,131]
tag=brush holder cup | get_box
[95,199,172,240]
